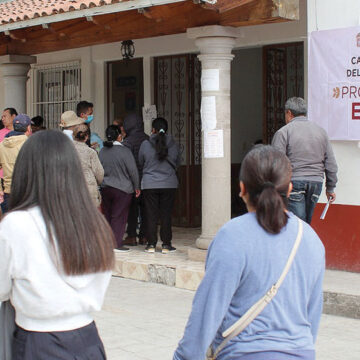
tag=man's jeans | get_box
[288,181,322,224]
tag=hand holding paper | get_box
[320,197,333,220]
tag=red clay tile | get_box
[0,0,128,26]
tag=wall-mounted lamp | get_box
[121,40,135,60]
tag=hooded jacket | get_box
[0,134,27,193]
[122,113,149,177]
[138,133,180,189]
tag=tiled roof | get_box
[0,0,128,25]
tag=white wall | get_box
[231,48,263,164]
[307,0,360,205]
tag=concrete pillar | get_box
[0,55,36,114]
[187,26,237,250]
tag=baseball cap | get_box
[13,114,31,132]
[60,111,84,128]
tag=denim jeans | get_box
[0,193,9,214]
[288,181,322,224]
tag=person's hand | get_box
[135,189,141,198]
[326,191,336,203]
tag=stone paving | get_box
[94,277,360,360]
[113,228,360,318]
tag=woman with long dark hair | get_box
[99,125,140,252]
[138,117,180,254]
[0,130,114,359]
[174,145,325,360]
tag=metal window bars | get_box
[33,61,81,129]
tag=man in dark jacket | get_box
[122,113,149,246]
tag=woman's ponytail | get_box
[152,118,169,161]
[240,145,292,234]
[256,184,288,234]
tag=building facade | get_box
[0,0,358,271]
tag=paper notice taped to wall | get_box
[201,96,216,130]
[142,105,157,124]
[204,129,224,158]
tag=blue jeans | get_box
[288,181,322,224]
[0,192,9,214]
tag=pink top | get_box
[0,128,11,179]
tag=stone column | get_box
[0,55,36,114]
[187,26,237,250]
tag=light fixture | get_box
[121,40,135,60]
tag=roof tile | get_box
[0,0,126,25]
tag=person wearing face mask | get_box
[59,111,84,141]
[76,101,103,152]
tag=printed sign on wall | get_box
[309,26,360,140]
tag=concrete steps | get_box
[112,229,360,319]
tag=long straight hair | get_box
[240,145,292,234]
[10,130,114,275]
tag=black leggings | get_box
[12,321,106,360]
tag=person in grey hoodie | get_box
[99,125,140,252]
[139,117,180,254]
[122,113,149,246]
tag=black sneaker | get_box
[162,245,176,254]
[114,246,130,253]
[145,244,155,253]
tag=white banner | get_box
[309,26,360,140]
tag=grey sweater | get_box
[139,134,180,189]
[99,142,139,194]
[272,116,338,192]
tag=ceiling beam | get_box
[3,0,299,56]
[201,0,257,13]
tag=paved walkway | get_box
[94,277,360,360]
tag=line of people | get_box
[0,102,180,359]
[0,96,338,360]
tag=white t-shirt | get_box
[0,206,112,331]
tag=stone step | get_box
[323,270,360,319]
[112,238,360,320]
[114,228,360,319]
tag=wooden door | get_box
[154,54,201,227]
[263,42,304,143]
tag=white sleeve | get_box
[0,231,12,301]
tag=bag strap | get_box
[208,218,303,360]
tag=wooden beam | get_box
[2,0,299,56]
[201,0,256,13]
[219,0,299,26]
[272,0,299,21]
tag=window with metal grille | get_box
[33,62,81,129]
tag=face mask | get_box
[85,115,94,124]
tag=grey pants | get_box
[0,301,15,360]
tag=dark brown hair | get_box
[10,130,114,275]
[240,145,292,234]
[152,117,168,161]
